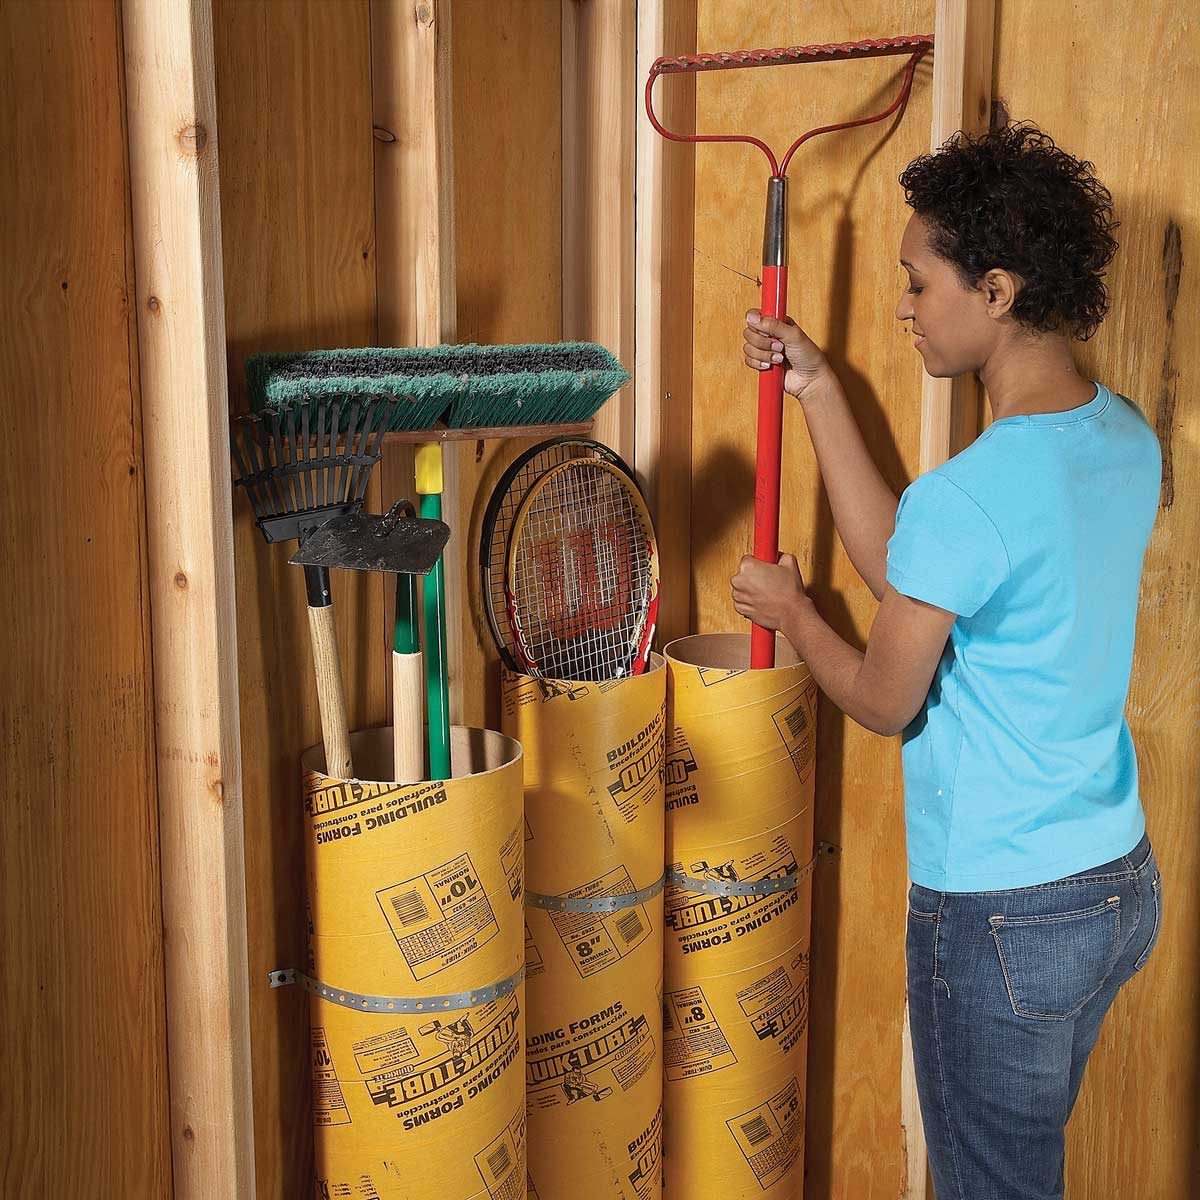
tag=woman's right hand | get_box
[743,309,834,401]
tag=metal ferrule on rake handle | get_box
[753,177,788,668]
[645,31,933,668]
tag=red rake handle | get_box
[752,262,788,669]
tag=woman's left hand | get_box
[731,553,811,631]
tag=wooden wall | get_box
[686,2,1200,1197]
[0,0,172,1193]
[213,3,384,1193]
[212,2,562,1193]
[994,4,1200,1196]
[688,4,935,1195]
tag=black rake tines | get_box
[230,396,391,544]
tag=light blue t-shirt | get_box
[885,382,1161,891]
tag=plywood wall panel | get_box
[0,1,171,1193]
[995,5,1200,1195]
[452,0,563,733]
[689,4,934,1196]
[212,3,384,1195]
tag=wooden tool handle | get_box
[392,649,425,783]
[307,603,353,779]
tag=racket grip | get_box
[307,601,353,779]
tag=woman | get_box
[731,123,1162,1200]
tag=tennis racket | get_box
[479,437,629,670]
[504,458,658,681]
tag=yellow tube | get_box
[663,634,818,1197]
[502,661,667,1200]
[301,726,526,1200]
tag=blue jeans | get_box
[906,833,1162,1200]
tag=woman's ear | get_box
[979,268,1021,319]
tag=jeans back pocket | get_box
[989,896,1121,1021]
[1132,871,1162,974]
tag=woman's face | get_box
[896,212,1004,378]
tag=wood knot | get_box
[414,3,433,27]
[177,122,208,155]
[174,571,188,590]
[372,125,397,143]
[182,1125,195,1142]
[210,777,225,804]
[147,295,161,313]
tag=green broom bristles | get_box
[246,342,629,432]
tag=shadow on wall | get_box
[803,108,912,1187]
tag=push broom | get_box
[646,33,934,667]
[249,344,629,782]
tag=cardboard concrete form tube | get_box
[502,660,667,1200]
[301,726,526,1200]
[663,634,818,1198]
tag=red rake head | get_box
[645,32,934,177]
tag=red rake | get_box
[646,33,934,667]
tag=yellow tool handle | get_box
[414,442,444,496]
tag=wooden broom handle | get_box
[392,650,425,783]
[307,603,353,779]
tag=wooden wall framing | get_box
[123,0,255,1194]
[903,6,994,1196]
[563,0,637,463]
[635,0,698,644]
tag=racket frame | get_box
[503,458,658,682]
[478,436,632,669]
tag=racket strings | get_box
[510,464,654,681]
[487,443,581,658]
[482,440,625,671]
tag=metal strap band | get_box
[668,854,817,898]
[267,964,525,1015]
[525,872,666,914]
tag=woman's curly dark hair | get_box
[899,123,1118,340]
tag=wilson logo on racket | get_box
[479,437,626,673]
[505,458,658,682]
[532,522,635,640]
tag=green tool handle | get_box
[419,491,452,781]
[394,572,420,655]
